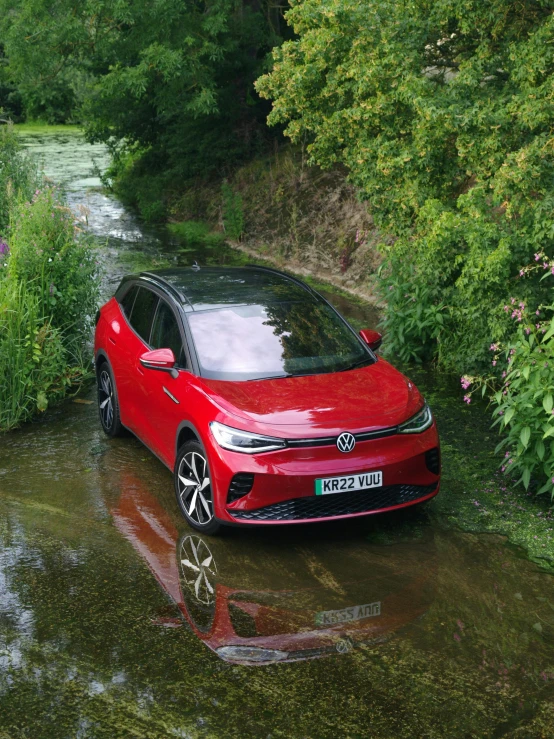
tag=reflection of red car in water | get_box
[111,475,437,665]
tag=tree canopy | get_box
[0,0,288,177]
[257,0,554,371]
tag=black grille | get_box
[286,425,398,449]
[425,447,441,475]
[227,473,255,503]
[229,484,437,521]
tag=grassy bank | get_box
[109,145,383,304]
[0,126,99,431]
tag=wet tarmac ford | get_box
[1,130,554,737]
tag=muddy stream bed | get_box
[1,129,554,738]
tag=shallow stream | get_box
[1,130,554,738]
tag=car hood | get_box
[199,359,423,434]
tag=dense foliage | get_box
[0,127,99,430]
[257,0,554,370]
[0,0,289,218]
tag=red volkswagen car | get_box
[94,266,440,534]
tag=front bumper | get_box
[208,423,440,525]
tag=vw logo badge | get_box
[337,432,356,453]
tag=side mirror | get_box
[140,348,178,378]
[359,329,383,352]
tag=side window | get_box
[129,287,158,343]
[151,300,187,367]
[119,284,138,318]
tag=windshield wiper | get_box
[248,374,291,381]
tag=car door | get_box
[141,298,192,468]
[116,285,159,435]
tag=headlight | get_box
[398,403,433,434]
[210,421,286,454]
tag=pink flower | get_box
[504,305,509,312]
[461,376,471,390]
[492,360,497,366]
[520,270,524,276]
[535,253,541,261]
[502,371,506,378]
[454,633,461,642]
[536,310,540,316]
[464,395,471,404]
[525,328,530,335]
[511,297,516,304]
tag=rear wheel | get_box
[97,361,125,437]
[174,441,223,535]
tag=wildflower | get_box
[504,305,509,312]
[520,270,524,277]
[461,376,471,390]
[492,360,497,366]
[463,395,471,404]
[502,371,506,378]
[490,343,499,351]
[454,633,461,642]
[0,241,9,256]
[535,253,541,261]
[525,327,530,335]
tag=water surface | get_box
[1,129,554,738]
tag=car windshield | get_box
[187,297,373,380]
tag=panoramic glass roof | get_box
[144,267,312,311]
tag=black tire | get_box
[97,361,125,438]
[174,441,223,535]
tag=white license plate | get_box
[315,601,381,626]
[315,470,383,495]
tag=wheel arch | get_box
[95,349,110,380]
[175,421,203,462]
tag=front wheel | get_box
[97,362,125,437]
[174,441,223,535]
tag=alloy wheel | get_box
[98,369,114,430]
[179,535,217,606]
[177,452,214,526]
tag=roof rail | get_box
[139,271,193,309]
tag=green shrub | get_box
[0,280,72,430]
[221,182,244,241]
[169,220,225,250]
[7,187,99,349]
[461,264,554,498]
[0,125,39,232]
[0,128,99,431]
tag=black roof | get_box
[140,266,314,312]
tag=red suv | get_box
[94,266,440,534]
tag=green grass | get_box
[13,122,82,135]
